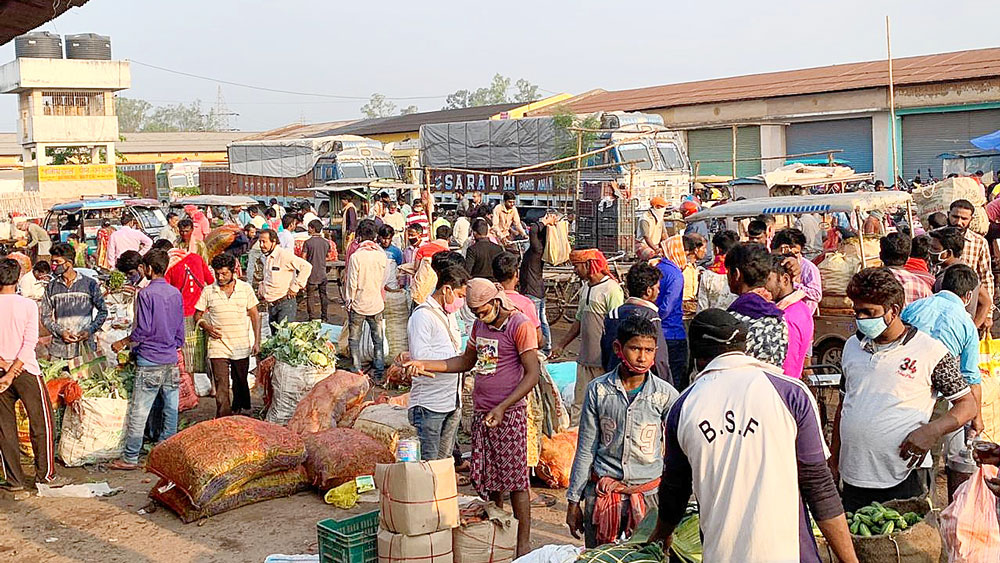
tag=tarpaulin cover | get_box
[229,138,339,178]
[420,118,564,169]
[972,130,1000,151]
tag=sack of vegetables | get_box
[845,498,944,563]
[261,321,339,425]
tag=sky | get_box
[1,0,999,132]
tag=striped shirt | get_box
[194,280,259,360]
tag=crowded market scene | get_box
[6,2,1000,562]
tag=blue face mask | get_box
[856,315,888,339]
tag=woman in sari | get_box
[96,220,114,269]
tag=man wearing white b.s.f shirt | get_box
[652,309,857,563]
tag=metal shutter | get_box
[902,109,1000,180]
[687,126,761,177]
[786,118,873,173]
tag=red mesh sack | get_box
[178,370,198,412]
[204,225,240,260]
[286,370,370,435]
[303,428,393,491]
[536,428,578,489]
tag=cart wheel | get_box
[813,340,844,368]
[544,290,564,326]
[335,281,346,305]
[561,280,582,323]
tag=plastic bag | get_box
[410,257,437,305]
[940,465,1000,562]
[543,221,571,266]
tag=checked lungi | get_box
[471,404,529,498]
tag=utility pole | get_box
[886,16,899,186]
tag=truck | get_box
[418,111,691,254]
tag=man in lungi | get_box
[403,277,541,557]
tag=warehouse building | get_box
[531,47,1000,183]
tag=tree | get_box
[399,105,419,115]
[116,97,152,133]
[361,93,396,118]
[115,97,222,132]
[442,75,541,109]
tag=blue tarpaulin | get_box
[971,130,1000,151]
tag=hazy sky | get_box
[1,0,998,132]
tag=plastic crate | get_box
[318,510,379,563]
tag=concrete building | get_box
[0,56,130,203]
[531,47,1000,184]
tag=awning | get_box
[971,130,1000,151]
[174,195,259,207]
[686,191,912,221]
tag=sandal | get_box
[107,459,140,471]
[530,492,557,508]
[456,474,471,487]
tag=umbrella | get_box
[971,130,1000,151]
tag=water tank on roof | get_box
[14,32,64,59]
[65,34,112,60]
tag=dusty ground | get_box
[0,300,585,563]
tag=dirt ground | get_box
[0,300,585,563]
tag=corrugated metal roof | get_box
[314,103,522,137]
[538,47,1000,114]
[0,0,90,46]
[239,121,357,141]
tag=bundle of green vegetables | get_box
[78,358,135,399]
[106,270,127,293]
[846,502,922,536]
[39,358,70,381]
[261,320,337,368]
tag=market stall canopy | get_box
[686,191,912,221]
[971,130,1000,151]
[174,195,259,207]
[759,164,870,188]
[304,179,421,199]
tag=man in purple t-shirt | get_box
[404,278,540,558]
[110,249,185,470]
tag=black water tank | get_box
[65,33,112,60]
[14,32,63,59]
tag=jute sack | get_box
[850,498,945,563]
[452,502,517,563]
[376,458,459,536]
[265,360,334,425]
[353,404,416,454]
[818,252,861,297]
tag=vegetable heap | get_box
[79,361,135,399]
[261,320,337,368]
[106,270,127,293]
[846,502,922,537]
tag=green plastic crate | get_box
[318,510,379,563]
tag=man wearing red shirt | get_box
[159,240,214,374]
[414,225,452,262]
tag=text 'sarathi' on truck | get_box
[417,111,691,211]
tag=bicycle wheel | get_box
[562,280,582,323]
[544,285,564,326]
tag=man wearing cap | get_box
[652,309,857,563]
[682,200,714,266]
[636,197,670,260]
[403,278,540,557]
[551,249,625,423]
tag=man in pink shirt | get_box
[184,205,210,241]
[0,258,65,498]
[773,257,813,379]
[107,213,152,268]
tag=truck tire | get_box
[813,338,845,368]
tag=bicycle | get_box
[543,251,629,325]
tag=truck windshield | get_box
[338,162,368,179]
[617,143,654,170]
[373,161,398,179]
[656,142,685,170]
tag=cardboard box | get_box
[375,459,459,535]
[377,527,452,563]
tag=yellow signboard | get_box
[38,164,115,182]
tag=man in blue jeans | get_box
[108,249,185,470]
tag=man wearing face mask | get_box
[402,277,540,558]
[928,226,990,328]
[832,267,977,511]
[636,197,670,260]
[948,199,995,327]
[41,243,108,360]
[901,264,983,500]
[399,258,469,461]
[566,315,678,547]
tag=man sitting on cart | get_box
[635,196,670,261]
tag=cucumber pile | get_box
[846,502,922,536]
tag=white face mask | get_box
[651,207,666,222]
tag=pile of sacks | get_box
[376,459,460,563]
[147,416,309,523]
